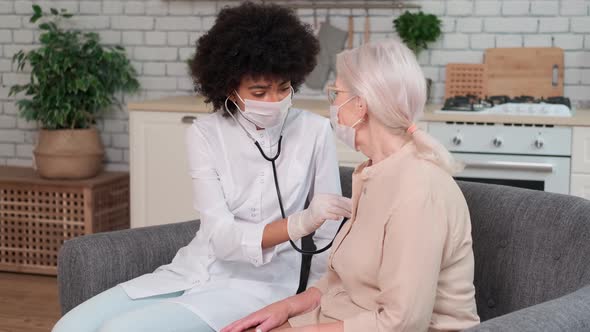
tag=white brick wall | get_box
[572,17,590,32]
[0,0,588,170]
[485,17,538,33]
[524,35,552,47]
[502,1,530,16]
[560,0,588,16]
[555,35,584,49]
[531,1,559,16]
[475,1,502,16]
[470,34,496,49]
[457,18,483,33]
[496,35,523,47]
[443,34,470,49]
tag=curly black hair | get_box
[189,1,319,114]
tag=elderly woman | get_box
[222,39,480,332]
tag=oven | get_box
[428,122,572,195]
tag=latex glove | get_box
[287,193,352,242]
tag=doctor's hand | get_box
[220,300,291,332]
[287,194,352,242]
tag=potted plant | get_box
[9,5,139,179]
[393,11,442,101]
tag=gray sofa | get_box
[58,167,590,331]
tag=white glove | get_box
[287,194,352,242]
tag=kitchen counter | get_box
[128,95,590,127]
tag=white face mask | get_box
[330,96,363,151]
[233,87,293,128]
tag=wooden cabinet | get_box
[571,127,590,200]
[129,110,201,228]
[128,95,589,228]
[0,166,129,275]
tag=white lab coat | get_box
[120,108,342,331]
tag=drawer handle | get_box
[181,116,197,124]
[463,161,553,173]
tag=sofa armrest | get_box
[57,220,199,315]
[465,285,590,331]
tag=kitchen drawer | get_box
[428,122,572,156]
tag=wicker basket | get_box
[0,166,129,275]
[445,63,488,99]
[34,128,104,180]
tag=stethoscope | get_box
[224,95,348,256]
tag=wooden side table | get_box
[0,166,130,275]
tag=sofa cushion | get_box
[458,181,590,321]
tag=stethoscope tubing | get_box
[254,136,347,256]
[223,101,347,256]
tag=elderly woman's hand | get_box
[221,300,292,332]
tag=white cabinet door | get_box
[572,127,590,173]
[129,111,200,228]
[571,173,590,200]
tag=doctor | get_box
[53,2,351,332]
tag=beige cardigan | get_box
[289,142,480,332]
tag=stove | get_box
[429,94,573,194]
[437,95,572,117]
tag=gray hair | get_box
[336,39,462,174]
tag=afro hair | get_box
[189,1,319,114]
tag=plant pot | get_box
[34,128,104,179]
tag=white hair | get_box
[336,39,462,174]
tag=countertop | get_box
[128,95,590,127]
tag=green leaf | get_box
[30,13,42,23]
[32,4,42,16]
[9,84,28,96]
[393,11,442,57]
[11,50,23,63]
[62,13,73,18]
[39,32,51,44]
[8,7,141,129]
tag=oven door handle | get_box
[463,161,554,173]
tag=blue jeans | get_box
[52,285,215,332]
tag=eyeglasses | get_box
[326,85,350,104]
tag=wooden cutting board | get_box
[485,47,564,98]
